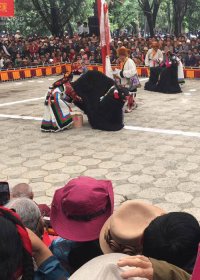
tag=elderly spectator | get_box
[6,197,44,238]
[10,182,50,217]
[11,183,33,199]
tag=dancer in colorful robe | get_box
[41,70,130,132]
[41,74,81,132]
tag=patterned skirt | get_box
[41,88,73,132]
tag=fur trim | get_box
[117,47,129,57]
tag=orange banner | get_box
[0,0,14,17]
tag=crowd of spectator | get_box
[1,177,200,279]
[0,30,200,70]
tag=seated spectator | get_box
[50,176,114,274]
[0,206,67,279]
[99,201,165,255]
[80,49,88,64]
[6,197,44,239]
[143,212,200,273]
[14,53,23,67]
[185,49,197,67]
[11,183,33,199]
[62,52,70,63]
[89,52,96,64]
[10,182,50,217]
[69,48,76,62]
[1,32,200,71]
[0,55,5,69]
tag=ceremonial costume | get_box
[145,47,163,68]
[41,74,79,132]
[177,57,185,83]
[145,54,182,94]
[41,87,73,132]
[41,71,129,132]
[118,57,137,88]
[114,47,139,113]
[72,70,129,131]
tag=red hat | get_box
[50,176,114,242]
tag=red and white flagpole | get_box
[97,0,113,77]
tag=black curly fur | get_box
[145,63,182,94]
[71,70,127,131]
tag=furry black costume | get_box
[51,71,129,131]
[70,70,129,131]
[144,56,182,94]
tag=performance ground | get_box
[0,76,200,220]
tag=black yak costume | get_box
[71,70,130,131]
[144,55,182,94]
[41,70,129,132]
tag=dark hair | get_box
[143,212,200,273]
[0,208,34,280]
[68,240,102,273]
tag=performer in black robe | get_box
[145,54,182,94]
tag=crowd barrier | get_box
[0,63,200,82]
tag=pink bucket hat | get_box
[51,176,114,242]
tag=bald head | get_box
[11,183,33,200]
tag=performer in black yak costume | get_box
[72,70,130,131]
[52,70,129,131]
[144,54,182,94]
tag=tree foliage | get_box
[137,0,162,36]
[5,0,49,36]
[109,0,139,32]
[3,0,200,36]
[172,0,189,36]
[31,0,88,36]
[185,0,200,33]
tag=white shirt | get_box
[77,25,83,35]
[83,26,89,34]
[120,58,137,87]
[0,58,4,68]
[145,48,163,67]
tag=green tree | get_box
[172,0,188,36]
[137,0,162,37]
[31,0,91,37]
[5,0,49,36]
[184,0,200,33]
[109,0,139,33]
